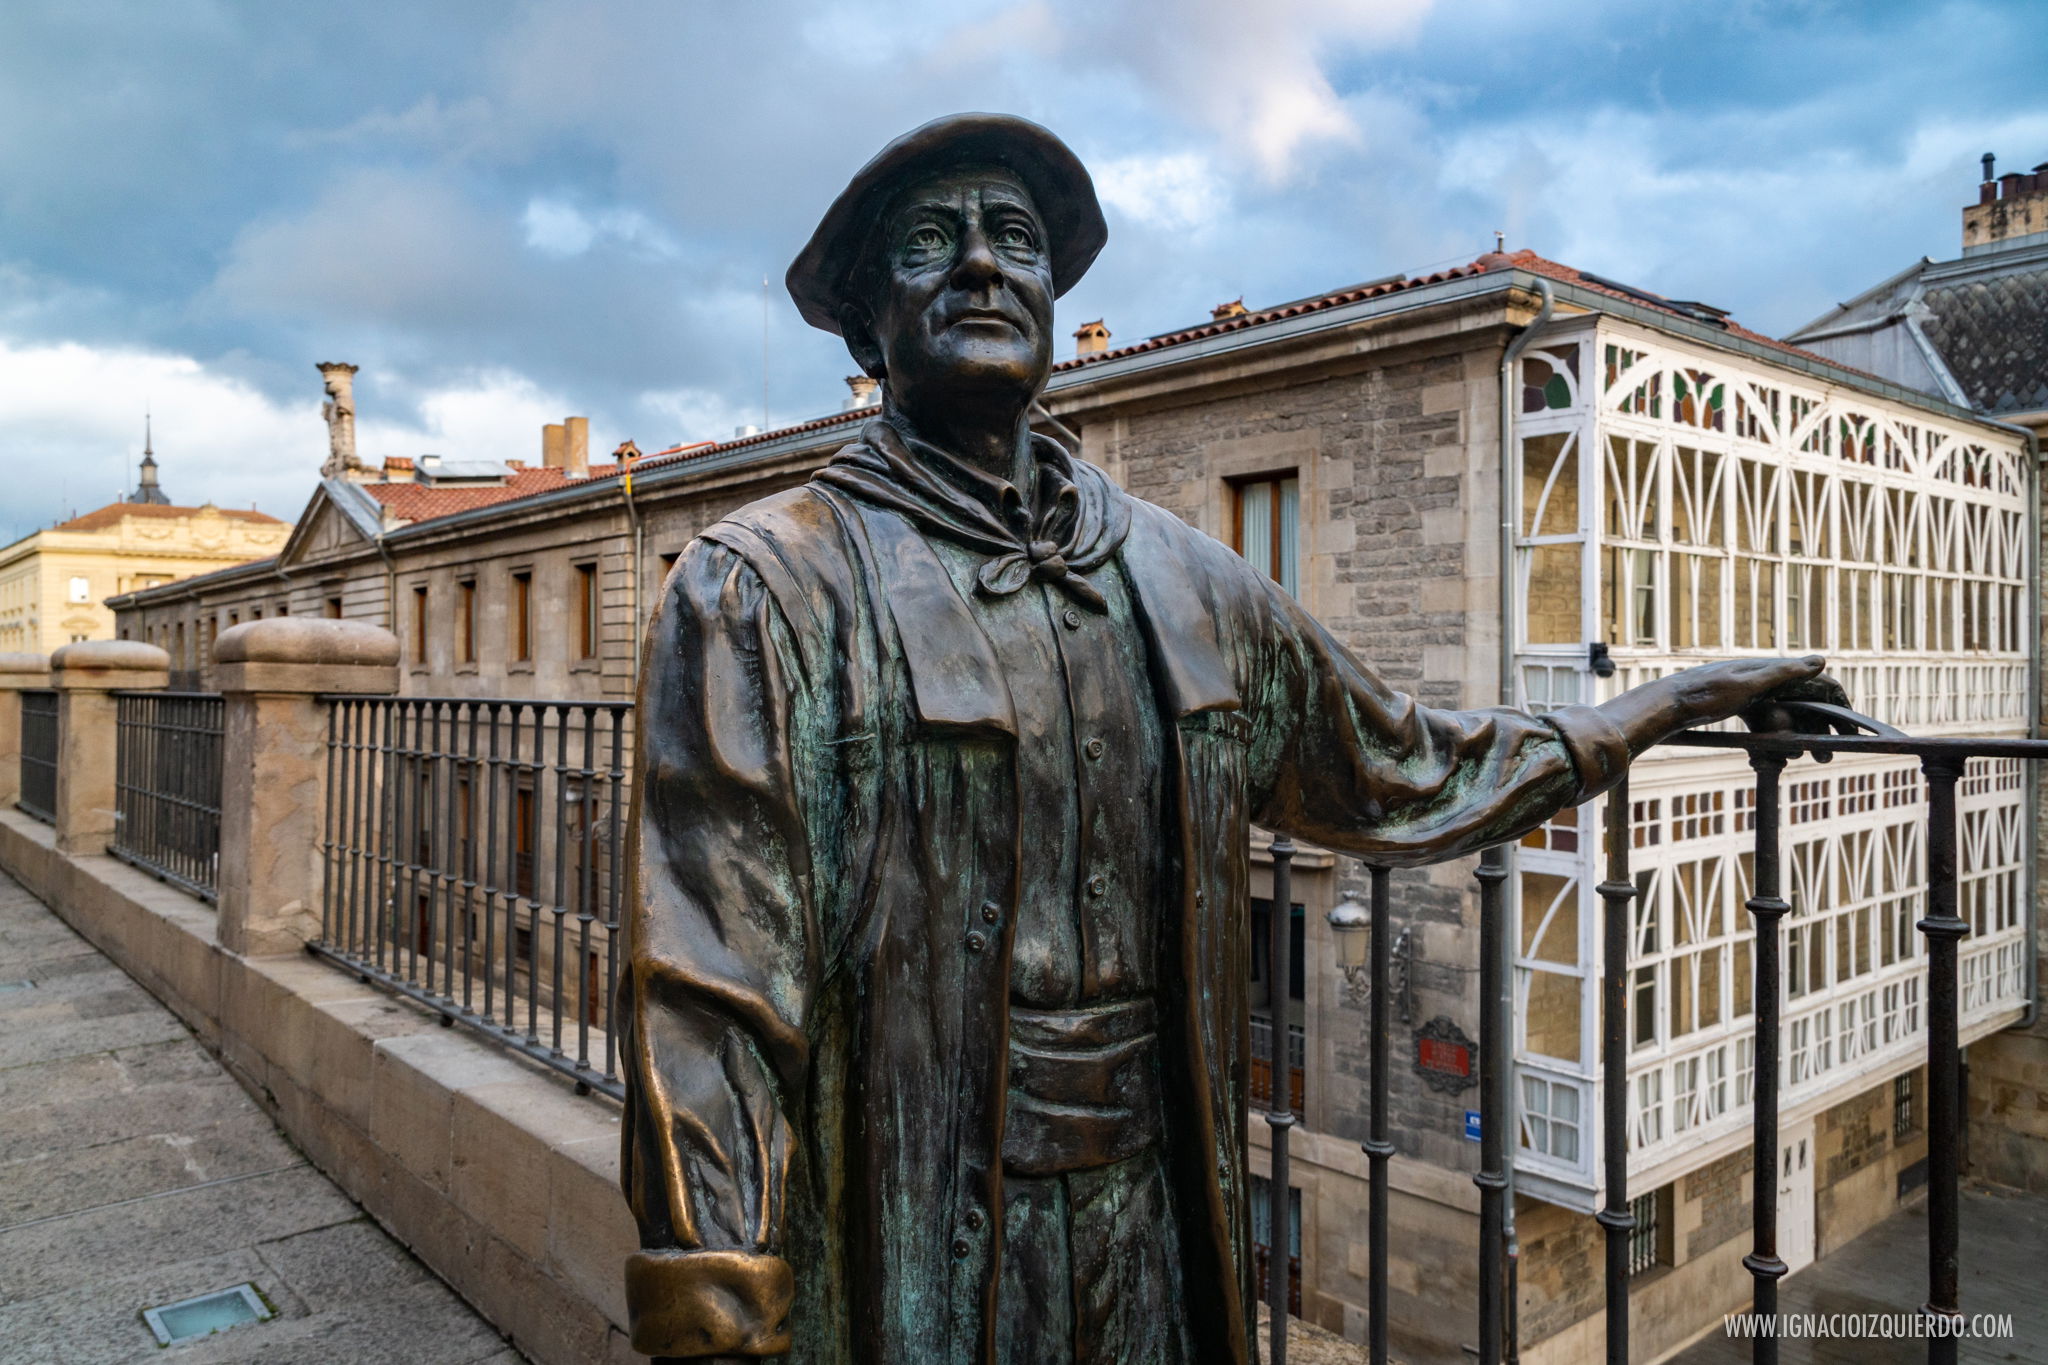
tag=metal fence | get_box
[110,692,225,902]
[311,696,631,1098]
[1277,701,2042,1365]
[17,689,57,824]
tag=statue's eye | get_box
[994,222,1036,250]
[907,225,949,252]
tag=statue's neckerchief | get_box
[817,418,1132,612]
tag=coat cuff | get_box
[626,1249,794,1358]
[1542,704,1632,805]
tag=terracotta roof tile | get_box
[53,502,285,533]
[365,464,623,526]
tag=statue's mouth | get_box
[947,307,1025,333]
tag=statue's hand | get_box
[1598,654,1838,755]
[1738,664,1852,736]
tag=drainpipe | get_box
[1496,274,1553,1363]
[373,531,396,641]
[1980,416,2041,1029]
[621,453,644,691]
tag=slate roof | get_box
[1918,262,2048,414]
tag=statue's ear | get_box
[840,304,885,380]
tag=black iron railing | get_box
[18,689,57,824]
[110,691,225,902]
[311,696,631,1098]
[1250,1015,1306,1115]
[1269,704,2037,1365]
[17,687,57,826]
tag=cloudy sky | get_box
[3,0,2045,542]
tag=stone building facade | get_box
[0,450,285,653]
[110,250,2038,1362]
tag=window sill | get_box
[454,664,479,676]
[507,662,534,675]
[569,659,601,673]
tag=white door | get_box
[1777,1119,1816,1275]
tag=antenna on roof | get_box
[761,276,772,432]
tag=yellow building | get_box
[0,448,286,653]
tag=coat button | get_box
[966,931,987,953]
[1084,737,1104,760]
[952,1236,972,1258]
[1062,608,1081,630]
[1086,873,1107,898]
[980,901,999,924]
[965,1208,985,1231]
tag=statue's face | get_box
[857,165,1054,414]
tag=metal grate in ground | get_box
[0,869,528,1364]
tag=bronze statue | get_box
[619,113,1834,1364]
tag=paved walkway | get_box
[0,870,522,1364]
[1666,1182,2048,1365]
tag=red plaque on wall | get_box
[1412,1016,1478,1094]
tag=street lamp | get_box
[1326,887,1412,1022]
[1326,891,1370,977]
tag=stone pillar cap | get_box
[216,618,401,668]
[0,651,50,675]
[51,640,171,673]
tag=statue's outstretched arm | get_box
[1238,566,1831,864]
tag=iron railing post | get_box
[1918,754,1967,1364]
[1474,844,1509,1365]
[1366,863,1393,1365]
[1743,749,1790,1365]
[1595,778,1636,1364]
[1266,834,1297,1365]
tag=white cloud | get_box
[1092,151,1230,234]
[1081,0,1438,182]
[0,337,595,543]
[521,198,679,260]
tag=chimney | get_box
[542,422,567,469]
[844,375,881,410]
[1211,298,1248,320]
[1964,151,2048,253]
[317,362,361,479]
[1073,319,1110,358]
[563,415,589,477]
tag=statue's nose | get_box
[948,224,1002,290]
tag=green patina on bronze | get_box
[618,113,1839,1364]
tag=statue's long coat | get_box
[619,453,1626,1363]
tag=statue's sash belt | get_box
[1002,998,1162,1176]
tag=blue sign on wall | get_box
[1464,1110,1482,1142]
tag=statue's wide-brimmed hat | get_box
[786,112,1107,336]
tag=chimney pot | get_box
[1073,319,1110,357]
[1983,152,1997,183]
[844,375,881,410]
[563,415,590,477]
[542,423,567,469]
[1210,299,1248,320]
